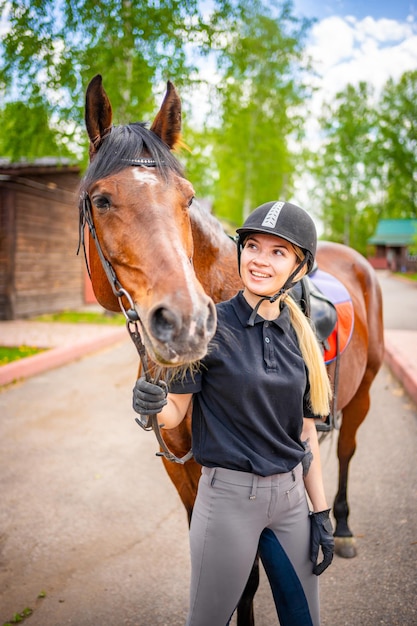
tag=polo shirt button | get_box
[265,321,269,327]
[265,337,270,343]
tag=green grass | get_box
[0,345,47,366]
[33,310,125,325]
[2,606,34,625]
[394,272,417,282]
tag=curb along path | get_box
[384,329,417,407]
[0,321,127,387]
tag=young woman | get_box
[133,200,334,626]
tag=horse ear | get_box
[150,81,182,150]
[85,74,113,157]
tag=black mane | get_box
[81,122,184,190]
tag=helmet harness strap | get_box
[246,255,309,327]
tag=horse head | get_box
[80,74,217,366]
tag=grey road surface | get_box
[377,271,417,331]
[0,271,416,626]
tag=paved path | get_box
[1,341,416,625]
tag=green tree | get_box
[0,97,77,161]
[179,124,218,200]
[308,82,378,253]
[208,0,313,224]
[376,70,417,218]
[0,0,208,118]
[0,0,234,161]
[0,0,313,228]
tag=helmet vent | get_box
[261,201,285,228]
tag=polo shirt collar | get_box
[232,290,292,331]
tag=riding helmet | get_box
[236,200,317,273]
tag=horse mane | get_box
[81,123,185,190]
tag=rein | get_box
[78,158,193,464]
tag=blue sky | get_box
[293,0,416,21]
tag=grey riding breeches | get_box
[185,463,319,626]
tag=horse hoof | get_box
[334,536,357,558]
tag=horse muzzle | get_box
[140,296,217,366]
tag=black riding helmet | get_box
[236,200,317,325]
[236,200,317,273]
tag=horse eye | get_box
[92,194,111,212]
[187,196,194,208]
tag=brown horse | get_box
[80,75,384,623]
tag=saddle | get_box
[289,267,355,431]
[290,274,337,349]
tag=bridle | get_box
[78,157,193,464]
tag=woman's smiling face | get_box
[240,232,301,304]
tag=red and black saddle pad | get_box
[310,268,354,364]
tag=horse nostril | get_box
[150,307,180,342]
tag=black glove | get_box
[132,377,168,416]
[309,509,334,575]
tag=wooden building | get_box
[0,159,84,320]
[368,219,417,272]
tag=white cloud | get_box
[307,14,417,111]
[308,17,356,71]
[354,16,414,42]
[292,13,417,221]
[0,3,10,37]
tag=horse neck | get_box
[190,204,242,303]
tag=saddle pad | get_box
[310,268,354,364]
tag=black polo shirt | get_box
[169,291,315,476]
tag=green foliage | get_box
[209,0,313,225]
[178,125,218,200]
[307,82,377,252]
[0,0,313,225]
[0,97,77,161]
[0,0,233,133]
[1,607,33,625]
[376,70,417,218]
[308,74,417,252]
[0,311,123,365]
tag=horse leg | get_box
[236,555,260,626]
[333,375,372,558]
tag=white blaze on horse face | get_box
[132,167,208,338]
[132,168,159,185]
[178,247,202,331]
[130,168,204,335]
